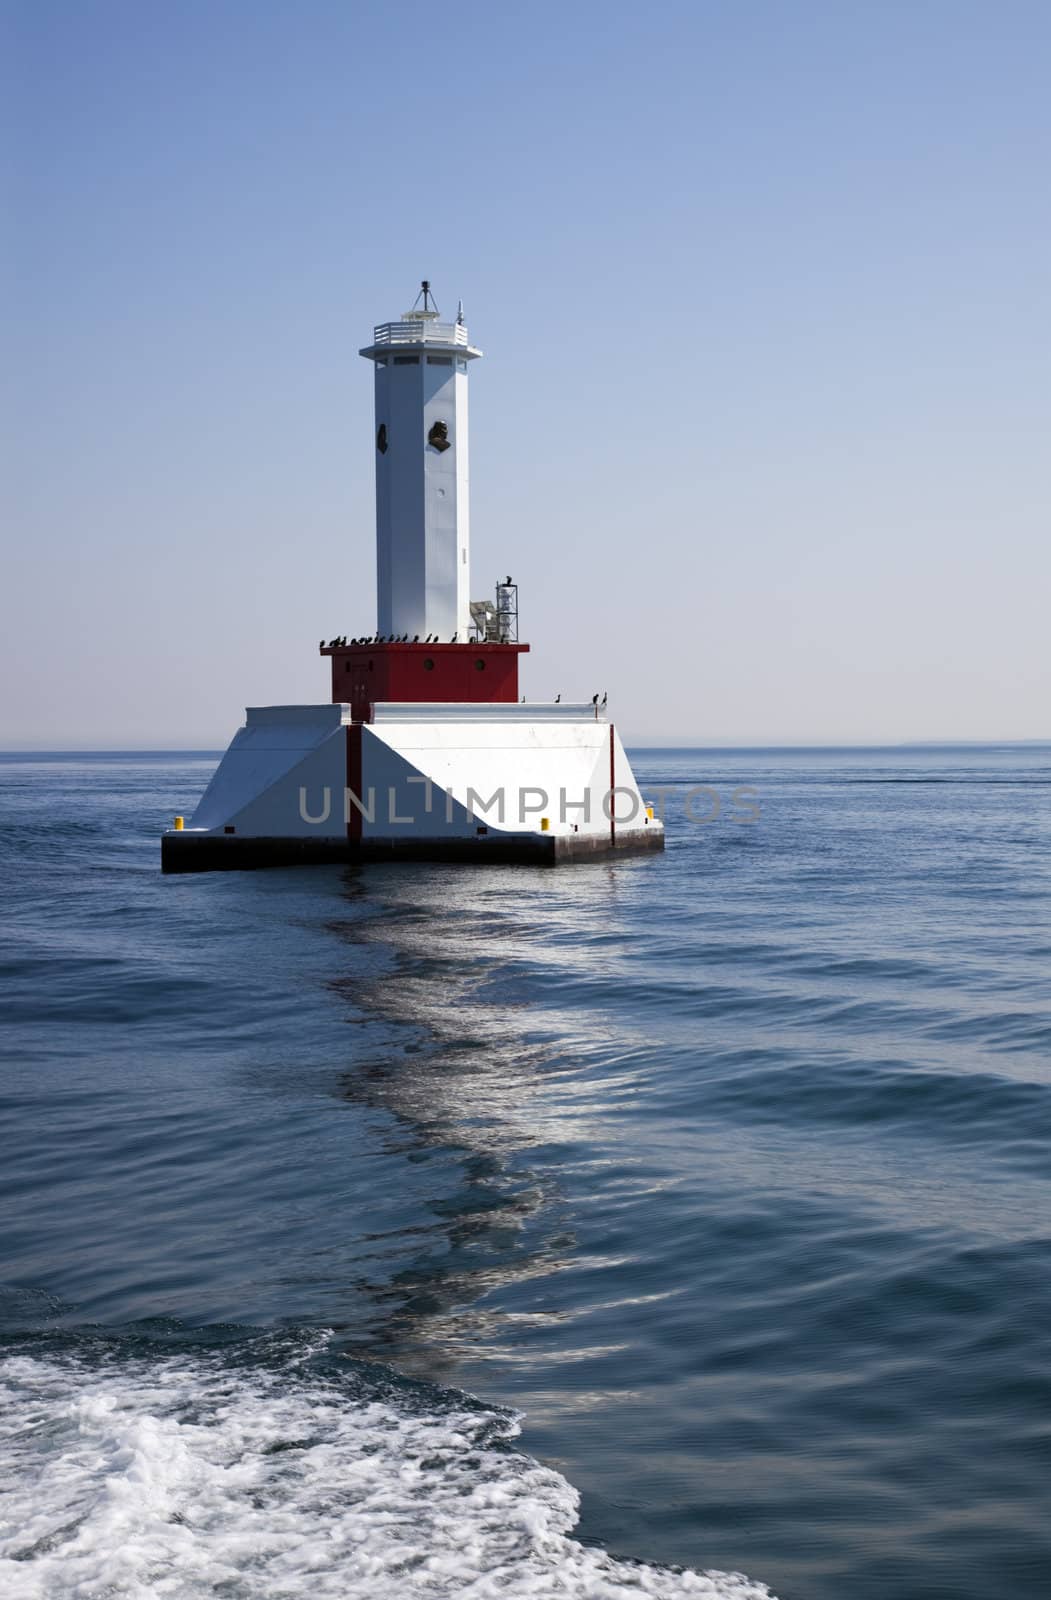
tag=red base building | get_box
[320,640,529,724]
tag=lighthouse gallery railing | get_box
[370,320,470,348]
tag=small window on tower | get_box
[427,355,453,366]
[376,423,388,454]
[428,420,451,452]
[457,360,467,373]
[474,658,486,672]
[423,658,435,671]
[394,355,419,366]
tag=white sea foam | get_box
[0,1344,776,1600]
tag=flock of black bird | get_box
[320,633,457,647]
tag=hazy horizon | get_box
[4,1,1049,748]
[4,737,1051,756]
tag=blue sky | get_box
[3,0,1050,745]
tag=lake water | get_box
[2,746,1049,1599]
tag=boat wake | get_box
[0,1333,775,1599]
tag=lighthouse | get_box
[363,281,477,642]
[161,283,663,870]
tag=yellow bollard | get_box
[646,805,654,820]
[174,816,184,830]
[540,817,550,832]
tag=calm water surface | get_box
[1,746,1050,1599]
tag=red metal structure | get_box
[320,640,529,723]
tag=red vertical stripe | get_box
[346,722,363,842]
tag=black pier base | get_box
[160,827,664,874]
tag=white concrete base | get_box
[162,703,664,871]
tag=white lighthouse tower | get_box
[360,281,480,642]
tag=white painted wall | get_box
[184,703,661,846]
[364,313,479,642]
[363,706,653,839]
[189,705,348,838]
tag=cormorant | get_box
[555,693,561,703]
[601,691,607,707]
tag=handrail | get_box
[370,320,469,348]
